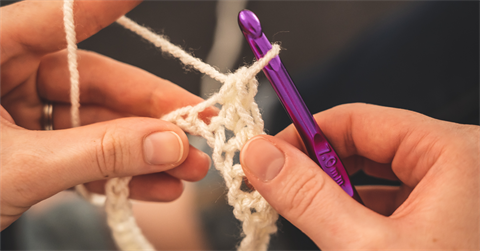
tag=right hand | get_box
[241,103,479,249]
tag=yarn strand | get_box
[63,0,80,128]
[117,16,228,84]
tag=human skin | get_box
[241,103,479,249]
[1,0,213,231]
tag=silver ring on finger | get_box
[42,101,54,130]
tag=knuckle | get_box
[280,167,325,220]
[95,127,126,178]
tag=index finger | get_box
[37,50,218,121]
[1,0,141,58]
[276,103,453,187]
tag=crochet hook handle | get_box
[238,10,362,204]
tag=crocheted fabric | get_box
[63,1,280,250]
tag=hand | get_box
[240,103,479,249]
[1,0,213,230]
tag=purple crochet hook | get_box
[238,10,362,204]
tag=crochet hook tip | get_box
[238,10,262,39]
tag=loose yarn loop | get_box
[64,1,280,250]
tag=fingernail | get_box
[144,131,183,165]
[242,138,285,182]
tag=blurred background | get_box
[1,1,478,250]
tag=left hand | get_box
[1,0,214,230]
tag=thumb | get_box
[7,117,188,204]
[240,135,391,249]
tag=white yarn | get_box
[117,16,228,84]
[118,15,280,250]
[104,177,155,251]
[161,53,280,251]
[64,1,280,250]
[64,0,119,239]
[63,0,80,128]
[64,1,154,250]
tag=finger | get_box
[52,103,129,129]
[4,116,192,207]
[85,145,210,201]
[2,100,128,130]
[240,135,393,249]
[166,145,210,182]
[274,106,398,180]
[52,108,210,181]
[1,0,141,58]
[85,173,183,202]
[37,50,218,119]
[276,103,450,187]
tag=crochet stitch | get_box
[64,1,281,250]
